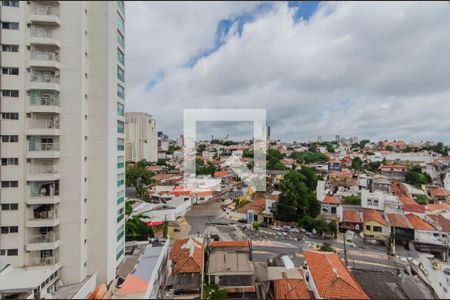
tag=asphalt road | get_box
[185,199,234,234]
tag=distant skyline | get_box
[126,1,450,144]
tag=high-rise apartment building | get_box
[125,112,157,163]
[0,0,126,291]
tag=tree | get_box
[243,149,254,158]
[385,145,394,151]
[405,165,430,188]
[126,165,154,197]
[203,284,228,300]
[351,143,360,150]
[162,221,168,238]
[415,195,428,205]
[364,161,381,172]
[198,144,207,153]
[196,158,217,176]
[274,169,321,222]
[326,145,335,153]
[291,151,328,164]
[342,195,361,205]
[166,145,181,154]
[351,157,363,171]
[252,221,261,231]
[157,158,167,166]
[319,242,335,252]
[359,139,370,148]
[267,149,285,170]
[137,159,151,168]
[125,214,154,241]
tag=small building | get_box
[363,208,389,243]
[320,195,341,215]
[328,160,343,172]
[339,209,363,233]
[386,213,414,243]
[379,164,407,181]
[303,250,368,299]
[427,186,449,203]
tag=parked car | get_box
[289,228,300,233]
[238,218,247,224]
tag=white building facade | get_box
[125,112,157,163]
[0,0,126,287]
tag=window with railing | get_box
[31,70,59,83]
[117,48,124,65]
[117,207,124,222]
[117,84,124,99]
[117,226,125,241]
[117,120,124,134]
[117,30,124,48]
[29,115,60,129]
[30,25,54,38]
[28,137,59,152]
[30,181,59,197]
[31,50,59,62]
[117,1,124,14]
[117,13,124,32]
[117,193,124,205]
[117,138,124,151]
[117,173,124,187]
[117,102,124,116]
[117,66,124,82]
[31,3,59,16]
[30,90,59,106]
[116,245,124,260]
[117,155,124,169]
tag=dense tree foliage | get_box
[415,195,428,205]
[126,164,154,197]
[342,195,361,205]
[364,161,381,172]
[359,139,370,148]
[166,145,181,154]
[405,165,431,188]
[267,149,285,170]
[203,284,228,300]
[243,149,254,158]
[273,168,321,222]
[351,157,363,171]
[211,139,238,146]
[290,151,328,163]
[196,158,217,176]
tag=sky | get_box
[125,1,450,143]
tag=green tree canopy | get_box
[126,165,154,198]
[405,165,430,188]
[267,149,285,170]
[290,151,328,164]
[351,157,363,171]
[359,139,370,148]
[342,195,361,205]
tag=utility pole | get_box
[343,230,348,266]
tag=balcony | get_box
[28,141,60,159]
[27,92,60,113]
[30,3,61,26]
[26,232,59,251]
[26,208,59,227]
[28,255,59,268]
[27,163,59,182]
[27,116,60,136]
[30,50,60,69]
[30,70,60,91]
[30,26,60,47]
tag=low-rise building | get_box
[363,208,389,243]
[380,164,407,181]
[303,250,368,299]
[339,209,363,233]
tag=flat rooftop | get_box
[0,264,60,291]
[208,251,255,275]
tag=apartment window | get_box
[117,48,124,65]
[117,191,124,205]
[1,90,19,97]
[117,155,124,169]
[117,138,124,151]
[117,120,124,134]
[1,203,18,210]
[2,0,19,7]
[117,13,124,32]
[2,67,19,75]
[1,44,19,52]
[117,173,124,187]
[1,181,19,188]
[1,135,19,142]
[0,249,18,256]
[367,199,372,206]
[1,22,19,30]
[1,113,19,120]
[1,226,18,234]
[117,30,124,48]
[365,225,371,231]
[117,102,124,116]
[374,199,379,206]
[117,66,124,82]
[1,158,18,165]
[117,84,124,99]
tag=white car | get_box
[289,228,300,233]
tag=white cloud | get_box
[126,1,450,143]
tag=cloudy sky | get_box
[125,1,450,143]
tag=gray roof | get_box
[208,251,255,276]
[134,245,165,282]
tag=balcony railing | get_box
[29,164,58,175]
[31,27,54,39]
[29,142,60,152]
[117,213,124,223]
[31,71,60,84]
[29,255,58,267]
[31,209,58,220]
[30,94,59,106]
[29,232,59,244]
[31,4,60,17]
[29,117,60,129]
[31,51,59,62]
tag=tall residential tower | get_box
[0,0,126,291]
[125,112,158,163]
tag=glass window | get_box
[1,158,19,165]
[1,22,19,30]
[117,84,124,99]
[117,30,124,48]
[117,66,124,82]
[1,90,19,97]
[117,120,124,134]
[2,45,19,52]
[1,113,19,120]
[2,1,19,7]
[117,13,124,32]
[117,102,124,116]
[117,48,124,65]
[117,1,124,14]
[365,225,371,231]
[2,67,19,75]
[117,138,124,151]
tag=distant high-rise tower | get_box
[335,135,340,143]
[267,125,271,140]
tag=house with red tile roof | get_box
[363,208,389,242]
[339,209,363,233]
[380,164,407,181]
[304,250,368,299]
[273,278,310,299]
[427,186,449,203]
[406,214,450,254]
[210,240,250,252]
[427,214,450,232]
[387,213,414,242]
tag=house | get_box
[327,171,356,189]
[406,214,449,256]
[386,213,414,243]
[361,190,401,211]
[207,240,256,297]
[320,195,341,215]
[380,140,408,152]
[427,214,450,232]
[427,186,449,203]
[303,250,368,299]
[328,160,343,172]
[371,175,391,193]
[272,270,310,300]
[114,240,170,299]
[169,237,204,296]
[363,208,389,243]
[379,164,407,181]
[339,209,363,233]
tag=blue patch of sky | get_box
[288,1,320,22]
[145,71,164,90]
[185,2,274,68]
